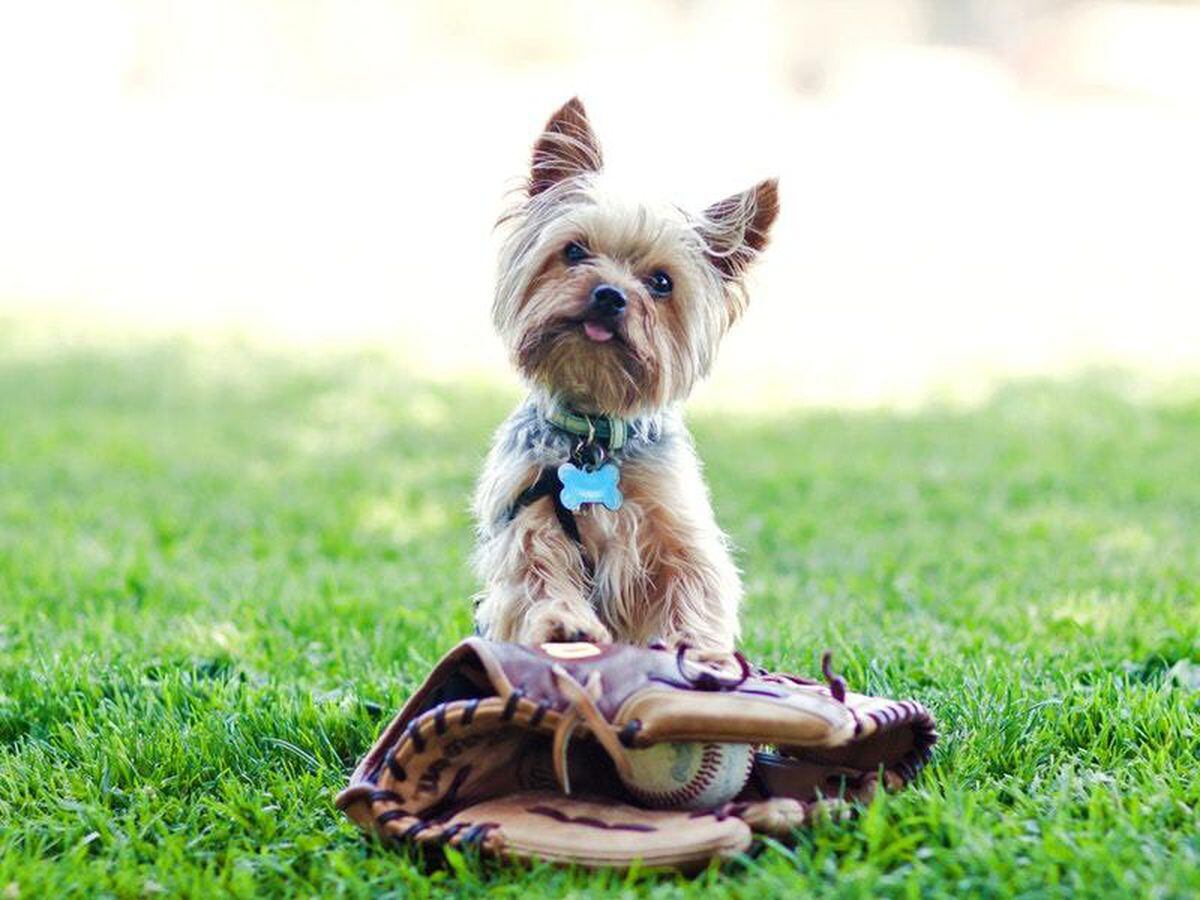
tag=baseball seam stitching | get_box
[627,743,752,809]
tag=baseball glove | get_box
[337,638,936,872]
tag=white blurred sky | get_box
[1,0,1198,407]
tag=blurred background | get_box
[1,0,1198,407]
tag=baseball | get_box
[620,741,754,810]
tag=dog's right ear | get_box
[529,97,603,196]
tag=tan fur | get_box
[473,464,600,644]
[580,438,741,649]
[473,98,777,651]
[473,421,741,650]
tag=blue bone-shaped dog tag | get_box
[558,462,623,511]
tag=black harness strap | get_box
[507,467,582,545]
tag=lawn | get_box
[1,335,1197,898]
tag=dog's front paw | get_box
[522,607,612,645]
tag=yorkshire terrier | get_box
[472,97,778,652]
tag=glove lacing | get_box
[547,647,753,795]
[671,644,752,690]
[549,663,635,794]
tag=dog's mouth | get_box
[581,319,616,343]
[516,315,652,411]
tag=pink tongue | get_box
[583,320,614,342]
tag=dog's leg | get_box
[614,445,743,652]
[474,500,610,644]
[652,542,742,653]
[599,514,741,652]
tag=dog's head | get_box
[494,97,778,417]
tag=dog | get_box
[472,97,778,652]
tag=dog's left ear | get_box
[701,178,780,280]
[529,97,604,196]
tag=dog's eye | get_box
[563,241,590,265]
[645,270,673,298]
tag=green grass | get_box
[1,335,1197,898]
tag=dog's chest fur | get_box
[493,399,706,640]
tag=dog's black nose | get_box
[591,284,627,317]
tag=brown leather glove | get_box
[337,639,936,872]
